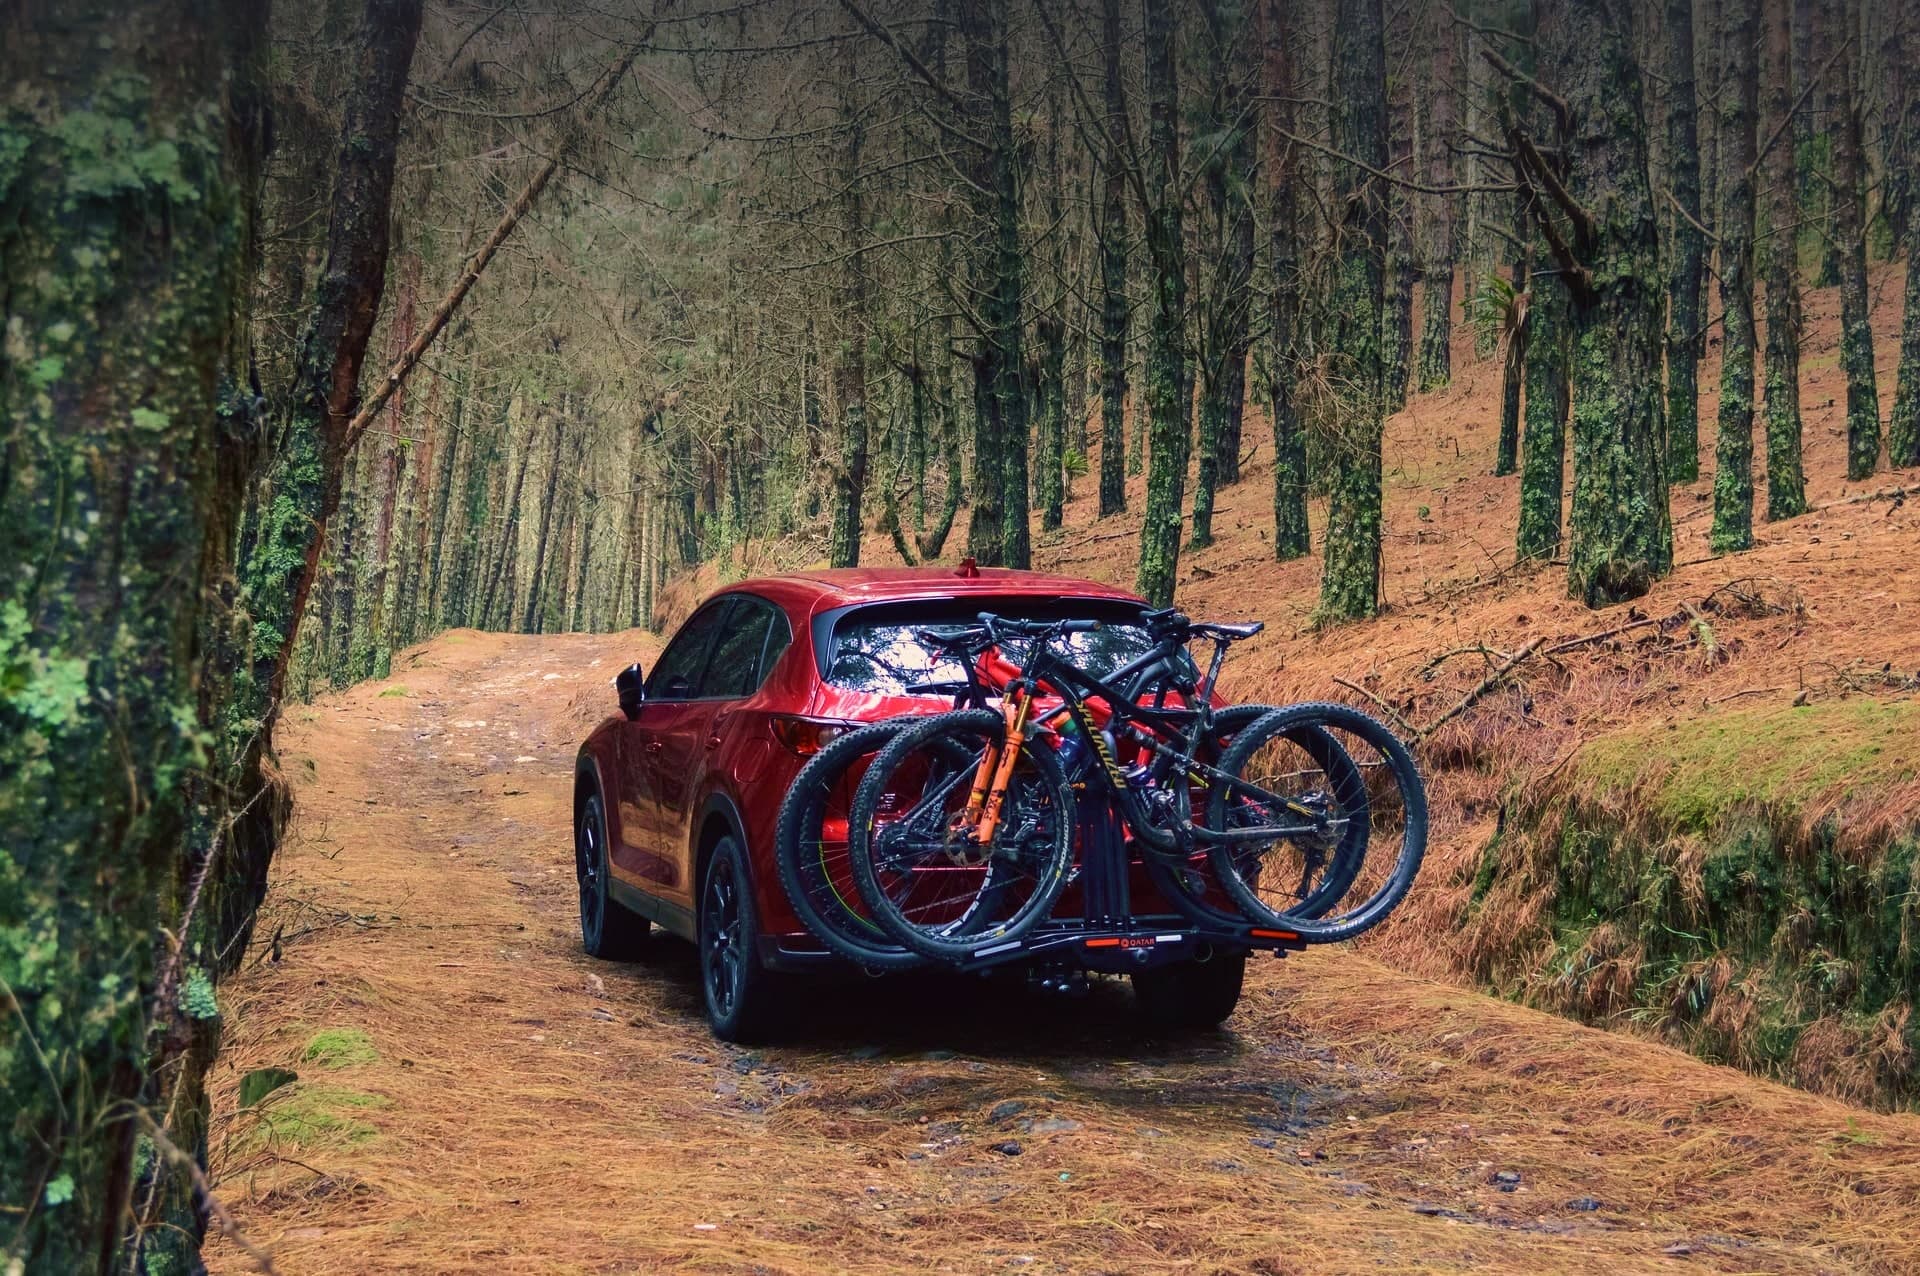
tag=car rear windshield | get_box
[824,599,1179,696]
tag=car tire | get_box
[699,835,786,1043]
[577,791,650,960]
[1131,953,1246,1031]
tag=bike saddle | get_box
[913,624,992,652]
[1193,620,1264,640]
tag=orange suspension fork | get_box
[973,687,1033,846]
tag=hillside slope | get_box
[668,262,1920,1105]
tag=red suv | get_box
[573,565,1198,1038]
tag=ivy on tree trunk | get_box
[0,3,265,1266]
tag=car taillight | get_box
[771,716,855,756]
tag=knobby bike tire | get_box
[1204,701,1427,942]
[1140,703,1369,929]
[849,708,1077,962]
[772,720,927,972]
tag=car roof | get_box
[713,565,1146,612]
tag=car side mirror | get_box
[615,662,646,720]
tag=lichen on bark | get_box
[0,5,263,1266]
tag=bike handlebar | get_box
[974,612,1102,638]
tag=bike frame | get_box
[955,623,1327,856]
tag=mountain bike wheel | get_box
[1141,704,1369,929]
[1203,702,1426,942]
[773,721,927,972]
[849,708,1077,962]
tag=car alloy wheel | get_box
[703,852,745,1019]
[577,796,605,948]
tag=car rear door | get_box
[635,597,776,909]
[616,600,726,895]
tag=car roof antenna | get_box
[954,556,980,579]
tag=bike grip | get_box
[1060,619,1102,633]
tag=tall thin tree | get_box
[1317,0,1391,619]
[1831,0,1881,479]
[1710,0,1760,553]
[1665,0,1707,482]
[1135,0,1192,606]
[1761,0,1808,518]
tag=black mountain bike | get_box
[774,614,1283,967]
[846,610,1425,961]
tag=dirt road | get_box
[207,629,1920,1276]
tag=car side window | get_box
[702,599,774,700]
[757,608,793,687]
[646,602,727,701]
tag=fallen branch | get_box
[1419,637,1544,739]
[1333,676,1418,740]
[1417,643,1510,681]
[1706,685,1784,706]
[1542,613,1664,654]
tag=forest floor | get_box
[207,266,1920,1274]
[208,627,1920,1275]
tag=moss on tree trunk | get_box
[1760,0,1808,520]
[1664,0,1707,483]
[0,3,264,1266]
[1316,0,1389,621]
[1096,0,1130,521]
[1538,0,1673,608]
[1710,0,1760,555]
[1135,0,1190,607]
[1832,43,1881,481]
[1517,263,1570,561]
[1262,0,1311,560]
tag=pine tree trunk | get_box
[240,0,423,718]
[524,412,567,633]
[1191,0,1254,551]
[1665,0,1707,481]
[1317,0,1390,620]
[329,452,363,686]
[1383,41,1416,414]
[1135,0,1191,607]
[1516,260,1571,561]
[1038,315,1068,530]
[1711,0,1760,554]
[1037,86,1068,534]
[1416,4,1457,393]
[1894,0,1920,469]
[1761,0,1809,517]
[1540,0,1674,606]
[481,413,531,628]
[1496,211,1530,478]
[0,4,265,1265]
[1814,0,1845,287]
[1262,0,1311,559]
[1832,0,1881,480]
[829,49,869,569]
[987,0,1031,570]
[1097,0,1130,516]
